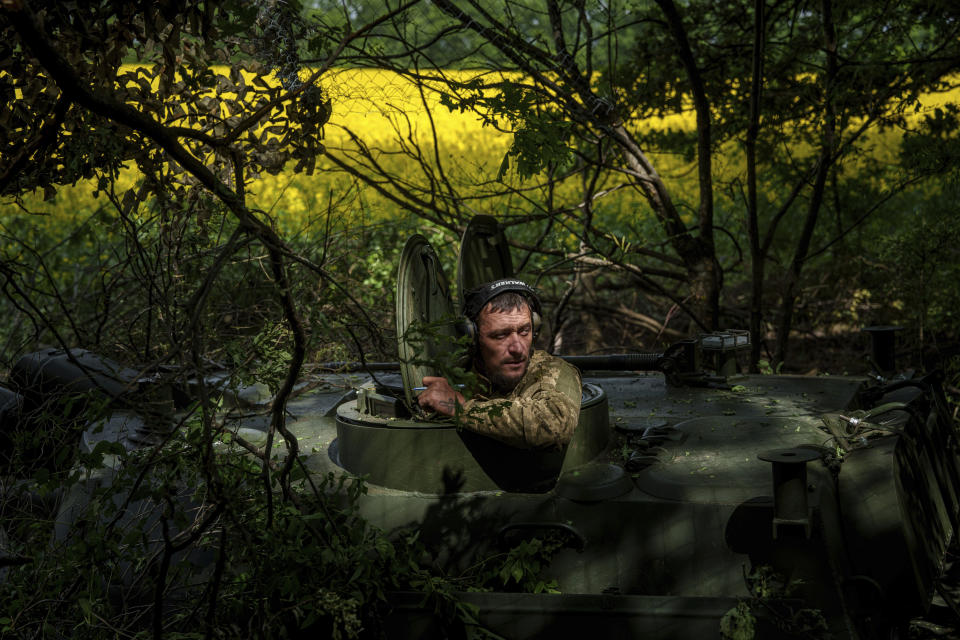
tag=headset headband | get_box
[463,278,541,320]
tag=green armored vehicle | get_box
[4,216,959,638]
[278,216,960,637]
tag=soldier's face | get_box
[476,305,534,391]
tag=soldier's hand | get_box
[417,376,465,417]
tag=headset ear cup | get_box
[531,311,541,336]
[455,318,476,340]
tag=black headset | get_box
[458,278,542,340]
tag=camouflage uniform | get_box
[457,350,581,450]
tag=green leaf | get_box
[78,597,92,619]
[719,601,755,640]
[496,153,510,181]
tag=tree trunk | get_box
[774,0,837,366]
[746,0,766,370]
[655,0,719,331]
[609,122,718,330]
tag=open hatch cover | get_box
[396,234,459,411]
[457,215,514,312]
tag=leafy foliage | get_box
[472,534,565,594]
[0,416,484,637]
[720,565,829,640]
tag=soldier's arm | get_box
[458,366,581,449]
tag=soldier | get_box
[417,279,581,450]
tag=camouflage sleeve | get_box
[457,357,581,450]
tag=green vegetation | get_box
[721,566,829,639]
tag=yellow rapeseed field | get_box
[252,68,520,233]
[251,68,707,240]
[6,67,959,248]
[226,68,960,238]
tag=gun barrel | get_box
[315,354,664,374]
[560,354,662,371]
